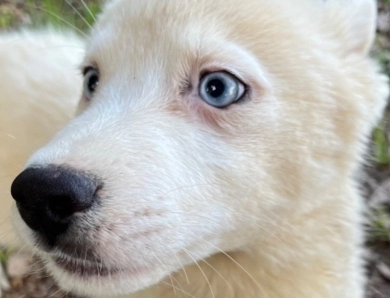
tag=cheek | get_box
[182,98,251,135]
[91,153,237,250]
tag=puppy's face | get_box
[11,0,387,297]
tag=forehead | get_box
[85,0,301,69]
[86,2,227,73]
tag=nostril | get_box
[47,185,101,219]
[48,195,78,219]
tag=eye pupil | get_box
[88,75,99,93]
[83,68,99,101]
[206,79,225,98]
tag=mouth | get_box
[46,252,172,297]
[51,255,153,281]
[53,256,120,277]
[45,254,162,297]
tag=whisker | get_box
[28,266,47,276]
[182,248,215,298]
[152,252,177,295]
[80,0,97,23]
[187,249,233,293]
[174,253,190,284]
[24,3,88,38]
[160,281,198,298]
[0,230,15,242]
[13,244,30,257]
[198,239,266,295]
[65,0,92,30]
[48,287,63,298]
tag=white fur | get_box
[2,0,389,297]
[0,30,84,244]
[0,29,84,295]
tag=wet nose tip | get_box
[11,165,100,243]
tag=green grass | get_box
[371,207,390,242]
[26,0,101,30]
[0,0,101,31]
[371,38,390,168]
[0,5,16,29]
[373,123,390,166]
[377,50,390,80]
[0,247,12,265]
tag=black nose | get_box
[11,165,100,245]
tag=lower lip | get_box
[54,258,118,277]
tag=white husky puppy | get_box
[2,0,390,298]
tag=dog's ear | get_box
[324,0,377,56]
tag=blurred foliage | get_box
[371,207,390,242]
[0,0,101,30]
[0,247,12,265]
[373,122,390,166]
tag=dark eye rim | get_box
[198,70,248,108]
[82,65,99,77]
[82,66,100,100]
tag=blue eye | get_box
[83,68,99,100]
[199,72,245,108]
